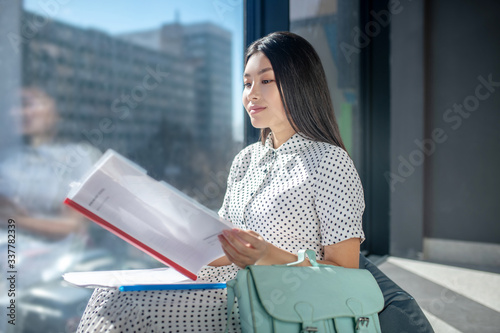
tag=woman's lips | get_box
[248,106,266,115]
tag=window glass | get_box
[290,0,362,165]
[0,1,243,331]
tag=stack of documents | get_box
[63,268,226,291]
[64,149,233,284]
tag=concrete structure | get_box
[390,0,500,267]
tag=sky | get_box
[23,0,245,141]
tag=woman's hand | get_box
[218,229,270,268]
[218,228,361,269]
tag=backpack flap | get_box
[247,265,383,323]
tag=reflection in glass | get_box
[290,0,362,166]
[21,11,239,208]
[0,87,101,236]
[0,86,103,333]
[0,1,243,331]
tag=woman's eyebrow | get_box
[244,67,273,77]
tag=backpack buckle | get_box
[356,317,370,330]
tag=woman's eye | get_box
[243,82,251,88]
[262,80,273,84]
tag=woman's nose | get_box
[247,83,259,100]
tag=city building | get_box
[21,11,234,205]
[119,21,233,158]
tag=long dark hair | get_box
[245,31,346,151]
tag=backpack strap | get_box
[225,279,237,333]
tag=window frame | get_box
[243,0,391,256]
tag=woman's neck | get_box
[29,134,55,147]
[271,127,296,148]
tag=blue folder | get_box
[119,282,226,292]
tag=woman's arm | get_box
[1,202,88,239]
[207,255,232,266]
[9,213,86,238]
[218,229,360,269]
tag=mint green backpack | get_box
[226,250,383,333]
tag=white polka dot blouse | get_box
[76,132,365,333]
[219,132,365,260]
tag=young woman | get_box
[77,31,365,333]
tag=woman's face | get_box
[17,88,58,137]
[242,52,292,134]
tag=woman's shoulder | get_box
[45,142,103,176]
[319,142,350,159]
[306,140,351,161]
[48,141,102,161]
[306,141,357,175]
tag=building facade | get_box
[21,11,234,208]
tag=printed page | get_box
[63,268,191,288]
[66,150,232,279]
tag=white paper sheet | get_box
[65,149,233,280]
[63,268,192,289]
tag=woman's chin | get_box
[249,118,266,129]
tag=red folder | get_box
[63,149,232,281]
[64,198,198,280]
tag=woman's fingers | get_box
[227,229,265,248]
[222,230,254,254]
[247,230,261,237]
[219,242,240,267]
[232,229,269,254]
[218,232,252,268]
[218,229,269,268]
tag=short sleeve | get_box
[217,148,245,222]
[313,147,365,245]
[217,165,234,222]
